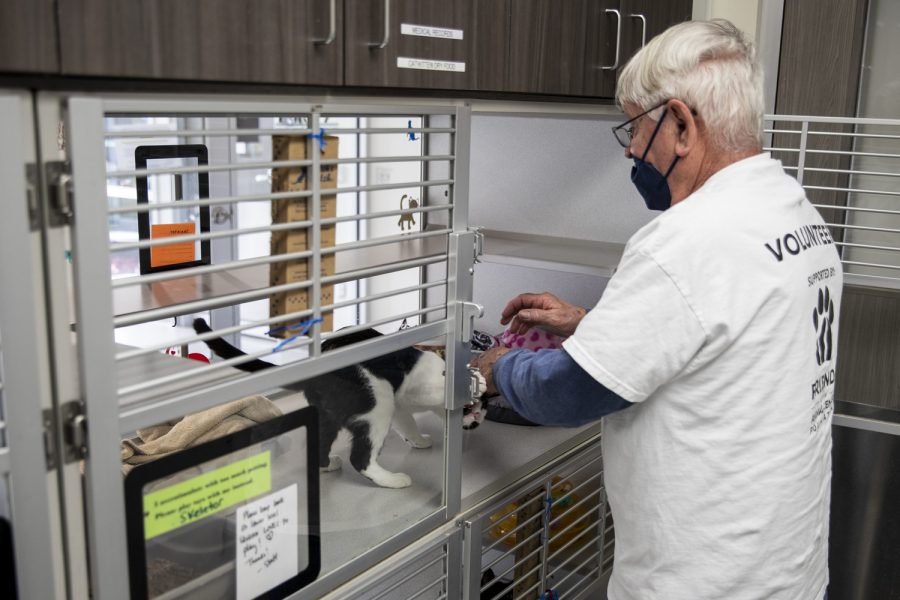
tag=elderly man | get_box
[471,19,840,600]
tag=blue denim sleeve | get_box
[491,348,632,427]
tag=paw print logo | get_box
[813,286,835,365]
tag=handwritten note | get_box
[236,485,299,600]
[150,222,197,268]
[142,452,271,540]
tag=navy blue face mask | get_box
[631,108,680,211]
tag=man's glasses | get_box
[611,100,670,148]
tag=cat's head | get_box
[463,400,485,430]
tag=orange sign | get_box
[150,223,197,268]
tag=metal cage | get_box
[463,443,610,600]
[50,93,476,599]
[764,114,900,290]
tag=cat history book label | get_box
[150,222,197,268]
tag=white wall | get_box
[692,0,760,40]
[469,113,653,244]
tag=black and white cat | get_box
[193,319,485,489]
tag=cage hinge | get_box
[45,161,73,227]
[61,400,88,463]
[41,408,58,471]
[458,301,483,344]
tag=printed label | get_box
[397,57,466,73]
[764,223,835,263]
[236,485,299,600]
[150,222,197,267]
[401,23,464,40]
[142,451,271,540]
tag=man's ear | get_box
[669,99,698,157]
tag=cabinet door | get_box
[58,0,342,84]
[344,0,507,91]
[508,0,591,96]
[618,0,693,68]
[580,0,691,98]
[0,0,58,73]
[579,1,628,98]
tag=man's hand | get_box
[469,347,513,396]
[500,292,586,337]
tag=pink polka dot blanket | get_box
[498,328,567,351]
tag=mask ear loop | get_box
[642,105,681,179]
[664,154,680,177]
[640,106,669,161]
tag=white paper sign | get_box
[397,57,466,73]
[401,23,464,40]
[236,485,298,600]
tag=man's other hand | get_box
[500,292,586,337]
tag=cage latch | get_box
[61,400,88,463]
[458,301,483,343]
[45,161,73,227]
[469,226,485,263]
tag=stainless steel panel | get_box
[830,416,900,600]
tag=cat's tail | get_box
[192,318,274,372]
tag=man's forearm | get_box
[492,348,632,427]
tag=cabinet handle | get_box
[316,0,337,45]
[601,9,622,70]
[369,0,391,49]
[631,13,647,48]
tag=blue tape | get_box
[407,119,419,141]
[310,128,327,152]
[268,317,324,352]
[539,590,559,600]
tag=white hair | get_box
[616,19,764,153]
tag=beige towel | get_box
[121,395,282,475]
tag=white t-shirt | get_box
[564,153,841,600]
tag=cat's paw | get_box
[320,455,343,472]
[380,472,413,488]
[403,433,433,449]
[363,469,412,489]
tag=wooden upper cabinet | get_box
[617,0,693,69]
[587,0,692,97]
[0,0,59,73]
[344,0,508,91]
[508,0,691,99]
[58,0,343,84]
[579,1,625,98]
[507,0,615,96]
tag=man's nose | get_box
[624,146,633,159]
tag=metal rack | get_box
[41,94,478,599]
[1,88,623,600]
[0,91,70,599]
[320,529,461,600]
[764,114,900,290]
[462,445,610,600]
[11,94,900,599]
